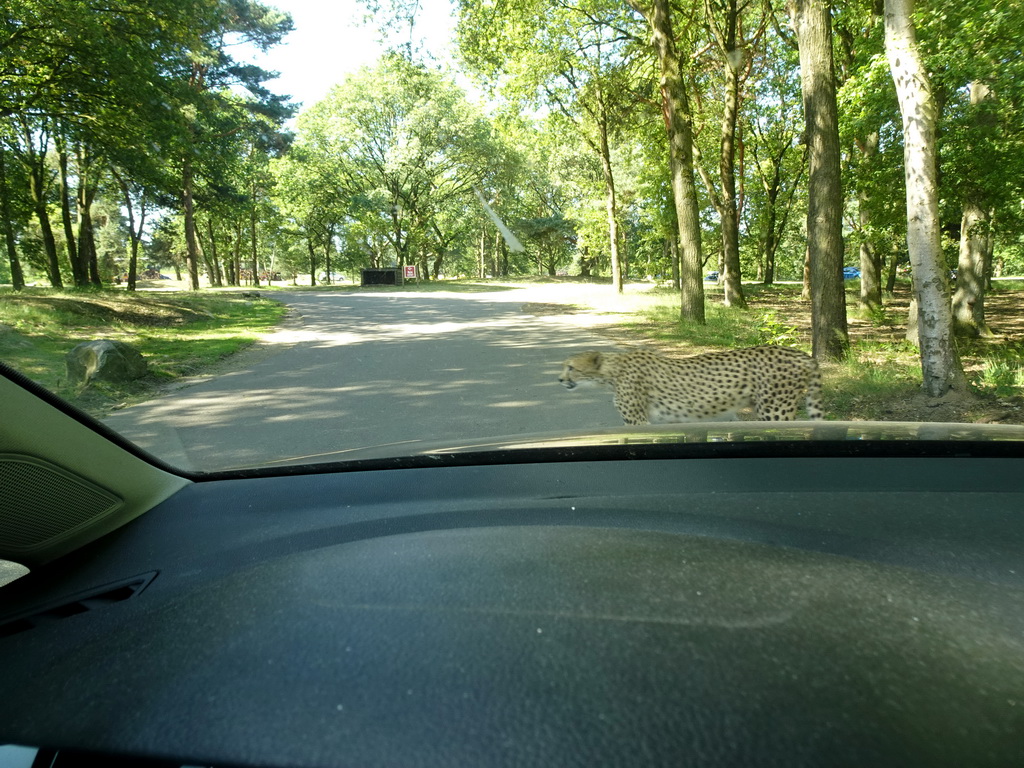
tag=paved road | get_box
[104,285,625,471]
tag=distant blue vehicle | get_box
[843,267,860,280]
[704,271,719,281]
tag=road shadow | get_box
[104,288,628,471]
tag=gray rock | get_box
[66,340,148,386]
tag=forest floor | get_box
[3,277,1022,425]
[521,277,1024,425]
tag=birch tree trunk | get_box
[884,0,968,396]
[787,0,848,360]
[630,0,706,324]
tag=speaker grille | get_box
[0,454,123,554]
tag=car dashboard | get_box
[2,438,1024,767]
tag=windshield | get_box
[2,0,1023,472]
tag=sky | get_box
[247,0,459,112]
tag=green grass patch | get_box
[581,285,789,351]
[820,342,923,420]
[971,346,1024,398]
[4,277,1023,425]
[0,288,286,414]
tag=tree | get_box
[834,2,894,316]
[455,0,641,293]
[0,132,29,290]
[742,19,806,285]
[291,56,498,277]
[923,0,1024,338]
[691,0,770,308]
[628,0,707,324]
[883,0,967,396]
[8,116,62,287]
[110,168,150,291]
[173,1,293,290]
[950,81,996,338]
[786,0,849,360]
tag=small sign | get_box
[403,265,417,279]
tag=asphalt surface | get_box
[103,285,625,471]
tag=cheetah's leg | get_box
[613,380,651,426]
[804,368,824,420]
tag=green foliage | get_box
[974,349,1024,397]
[822,351,923,421]
[755,310,801,347]
[281,55,504,278]
[3,0,1023,375]
[605,286,764,349]
[0,288,286,408]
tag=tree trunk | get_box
[72,143,101,286]
[224,230,237,287]
[717,8,746,308]
[755,140,803,286]
[16,119,61,287]
[579,245,593,278]
[951,81,994,338]
[232,222,244,286]
[801,246,811,300]
[306,238,317,286]
[788,0,848,360]
[631,0,706,324]
[323,225,334,284]
[478,229,486,278]
[79,190,100,286]
[596,103,623,294]
[249,207,260,287]
[856,131,883,315]
[113,169,144,293]
[0,148,25,291]
[28,169,62,288]
[182,155,202,290]
[760,155,782,285]
[885,241,900,294]
[56,144,86,286]
[952,200,993,337]
[884,0,967,396]
[206,218,224,287]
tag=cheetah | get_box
[559,346,823,425]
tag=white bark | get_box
[884,0,966,396]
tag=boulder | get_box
[66,340,148,386]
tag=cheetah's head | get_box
[559,351,604,390]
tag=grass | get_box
[2,276,1022,424]
[975,347,1024,397]
[557,278,1024,423]
[0,288,287,413]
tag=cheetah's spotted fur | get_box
[559,346,823,425]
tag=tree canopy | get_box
[3,0,1024,396]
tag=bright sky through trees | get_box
[247,0,458,109]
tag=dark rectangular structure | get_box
[360,268,403,286]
